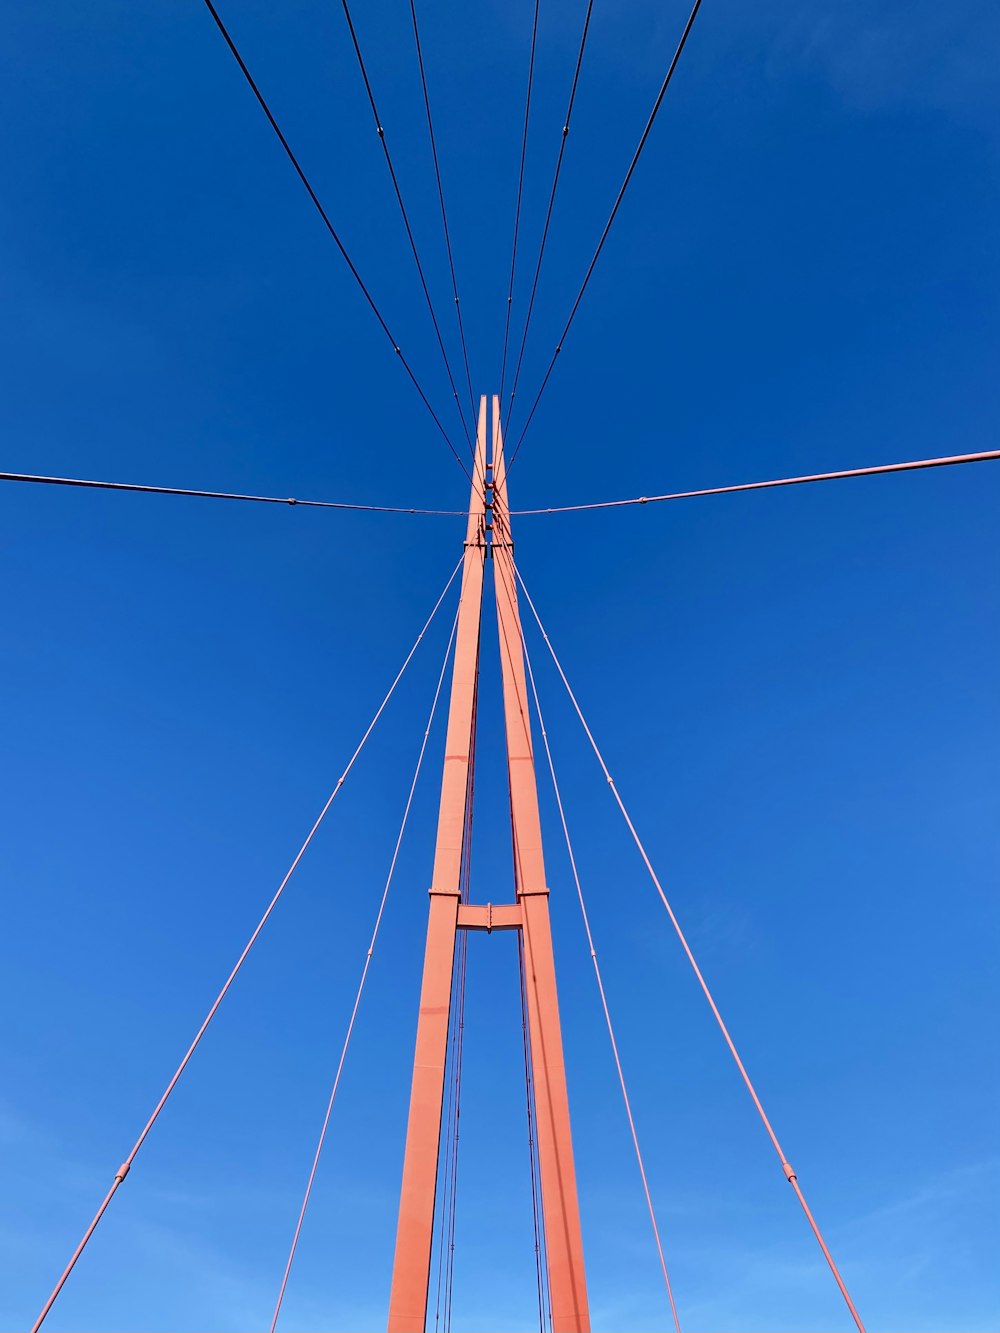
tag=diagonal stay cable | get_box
[338,0,473,453]
[510,555,867,1333]
[507,0,705,468]
[270,594,462,1332]
[508,555,681,1331]
[510,448,1000,514]
[0,469,467,514]
[200,0,473,485]
[409,0,477,425]
[498,0,541,408]
[503,0,596,433]
[30,554,465,1333]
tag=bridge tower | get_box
[387,396,589,1332]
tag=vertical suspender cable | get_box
[29,555,464,1333]
[510,556,867,1333]
[269,598,462,1331]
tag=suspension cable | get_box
[503,0,596,432]
[510,556,867,1333]
[0,469,466,514]
[270,598,461,1332]
[29,555,464,1333]
[409,0,477,424]
[507,0,705,467]
[338,1,473,452]
[199,0,473,484]
[511,448,1000,514]
[511,566,680,1330]
[498,0,541,408]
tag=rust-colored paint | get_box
[388,400,487,1333]
[388,396,589,1332]
[493,397,590,1333]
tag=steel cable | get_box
[269,595,462,1332]
[200,0,473,483]
[509,448,1000,514]
[0,469,466,514]
[499,0,541,407]
[503,0,596,432]
[509,558,681,1330]
[338,0,474,452]
[510,556,867,1333]
[29,555,465,1333]
[409,0,477,424]
[507,0,705,468]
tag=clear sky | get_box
[1,2,998,1330]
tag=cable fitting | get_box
[783,1161,797,1182]
[287,497,297,505]
[114,1162,130,1184]
[377,126,384,137]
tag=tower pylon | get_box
[388,396,589,1332]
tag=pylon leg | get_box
[388,401,488,1332]
[493,397,590,1332]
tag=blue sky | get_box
[1,1,998,1329]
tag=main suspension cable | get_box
[270,597,462,1332]
[510,448,1000,514]
[338,0,473,452]
[0,469,466,514]
[509,561,680,1330]
[507,0,705,467]
[29,555,464,1333]
[200,0,472,484]
[409,0,477,424]
[510,556,867,1333]
[503,0,596,433]
[498,0,541,408]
